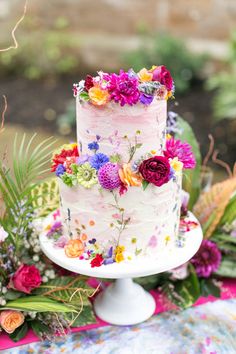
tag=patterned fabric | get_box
[3,299,236,354]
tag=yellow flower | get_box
[119,163,142,187]
[115,245,125,254]
[138,68,153,82]
[165,235,171,245]
[166,134,172,140]
[170,157,183,173]
[115,252,125,263]
[88,86,110,106]
[150,150,156,155]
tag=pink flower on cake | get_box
[88,86,110,106]
[98,162,122,189]
[105,70,140,106]
[0,310,25,334]
[139,156,170,187]
[164,137,196,169]
[10,264,42,294]
[190,240,221,278]
[151,65,174,92]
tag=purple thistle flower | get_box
[55,164,66,177]
[88,141,99,151]
[98,162,121,189]
[190,240,221,278]
[164,137,196,169]
[104,70,140,106]
[140,93,154,105]
[90,153,109,170]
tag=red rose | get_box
[11,264,42,294]
[84,75,94,92]
[139,156,170,187]
[152,66,173,91]
[51,146,79,172]
[90,254,104,268]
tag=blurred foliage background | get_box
[0,0,235,177]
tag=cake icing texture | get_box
[50,66,196,267]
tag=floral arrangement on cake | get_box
[51,135,195,193]
[73,66,174,107]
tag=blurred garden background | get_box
[0,0,235,179]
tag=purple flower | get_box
[105,70,140,106]
[140,93,154,105]
[190,240,221,278]
[77,154,90,165]
[88,141,99,151]
[55,164,66,177]
[98,162,122,189]
[90,153,109,170]
[164,137,196,169]
[46,221,63,237]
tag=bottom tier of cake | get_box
[58,174,182,262]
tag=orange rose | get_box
[88,86,110,106]
[0,310,25,334]
[64,239,84,258]
[119,163,142,187]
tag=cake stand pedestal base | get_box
[94,278,155,325]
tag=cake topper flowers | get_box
[73,66,174,107]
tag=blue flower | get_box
[140,93,154,105]
[55,164,66,177]
[90,153,109,170]
[88,141,99,151]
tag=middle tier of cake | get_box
[59,173,182,259]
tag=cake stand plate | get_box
[39,212,202,325]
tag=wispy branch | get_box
[0,0,28,52]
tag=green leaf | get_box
[3,296,77,313]
[31,319,50,339]
[163,264,200,309]
[4,290,23,300]
[69,305,97,327]
[219,194,236,227]
[110,154,122,163]
[9,322,28,342]
[79,92,89,101]
[142,180,149,191]
[34,276,95,307]
[136,143,142,149]
[200,279,221,298]
[176,117,202,209]
[215,258,236,278]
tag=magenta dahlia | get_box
[104,70,140,106]
[190,240,221,278]
[164,137,196,169]
[98,162,122,189]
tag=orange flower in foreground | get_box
[88,86,110,106]
[64,239,84,258]
[119,163,142,187]
[0,310,25,334]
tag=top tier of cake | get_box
[76,99,167,160]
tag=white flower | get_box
[0,226,8,242]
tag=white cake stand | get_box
[39,213,202,326]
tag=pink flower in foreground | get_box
[11,264,42,294]
[151,65,174,91]
[190,240,221,278]
[98,162,122,189]
[105,70,140,106]
[164,137,196,169]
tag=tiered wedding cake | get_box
[50,66,196,267]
